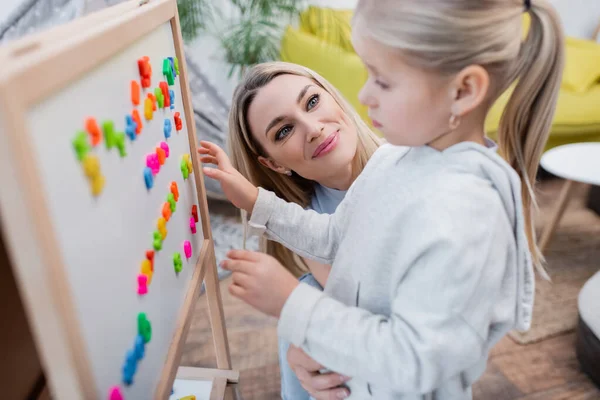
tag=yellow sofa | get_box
[280,7,600,150]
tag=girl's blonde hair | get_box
[228,61,381,277]
[353,0,564,275]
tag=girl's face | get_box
[353,34,454,147]
[247,74,358,188]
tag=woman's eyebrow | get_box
[265,116,284,136]
[296,84,313,104]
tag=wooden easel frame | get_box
[0,0,236,398]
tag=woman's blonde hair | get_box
[353,0,564,275]
[228,61,381,277]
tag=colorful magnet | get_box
[174,112,182,131]
[144,167,153,189]
[170,181,179,201]
[146,153,160,175]
[73,131,91,161]
[169,89,175,110]
[167,193,176,212]
[180,158,189,179]
[156,146,166,165]
[137,312,152,343]
[163,118,172,139]
[103,120,116,150]
[183,240,192,259]
[144,96,154,120]
[125,115,137,141]
[192,205,198,223]
[108,386,123,400]
[174,56,179,75]
[122,349,136,386]
[173,252,182,273]
[90,175,106,196]
[82,154,101,179]
[137,274,148,295]
[141,259,153,283]
[146,250,154,271]
[183,153,193,173]
[160,82,170,107]
[115,132,127,157]
[168,57,176,77]
[163,59,174,85]
[160,141,170,157]
[157,217,167,241]
[134,334,145,360]
[153,230,162,251]
[162,202,172,221]
[85,117,102,147]
[131,80,140,106]
[132,109,143,134]
[190,217,196,234]
[148,93,157,111]
[138,56,152,88]
[154,87,164,108]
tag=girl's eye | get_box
[275,125,293,141]
[306,94,320,110]
[375,79,389,90]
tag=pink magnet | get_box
[137,274,148,295]
[190,217,196,234]
[183,240,192,259]
[109,386,123,400]
[146,153,160,175]
[160,141,170,158]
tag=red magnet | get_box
[138,56,152,88]
[191,205,198,223]
[160,82,170,108]
[174,112,182,131]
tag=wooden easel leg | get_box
[209,377,227,400]
[538,179,575,253]
[205,246,233,369]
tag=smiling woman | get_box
[201,61,380,399]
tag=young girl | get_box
[200,0,564,398]
[223,61,380,399]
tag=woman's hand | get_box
[287,345,351,400]
[220,250,299,318]
[198,141,258,213]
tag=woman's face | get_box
[247,74,358,187]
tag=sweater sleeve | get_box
[277,197,512,393]
[247,187,352,264]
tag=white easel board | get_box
[0,1,235,399]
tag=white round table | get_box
[538,142,600,252]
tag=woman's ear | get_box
[450,65,490,117]
[258,156,291,175]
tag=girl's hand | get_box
[198,141,258,213]
[220,250,299,318]
[287,345,351,400]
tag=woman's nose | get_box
[307,123,324,142]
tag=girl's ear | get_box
[450,65,490,117]
[258,156,290,175]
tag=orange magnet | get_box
[159,81,170,108]
[191,205,198,223]
[156,146,166,165]
[132,109,142,135]
[170,181,179,201]
[85,117,102,146]
[138,56,152,88]
[162,202,171,221]
[148,93,157,111]
[131,80,140,105]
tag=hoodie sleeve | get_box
[277,192,515,393]
[247,187,352,264]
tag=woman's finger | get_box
[313,387,350,400]
[310,372,351,391]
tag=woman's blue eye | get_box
[306,94,319,110]
[275,125,292,141]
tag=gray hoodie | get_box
[248,142,534,399]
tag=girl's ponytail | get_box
[497,1,564,276]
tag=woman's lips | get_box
[313,130,340,158]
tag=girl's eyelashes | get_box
[275,125,293,141]
[306,93,320,110]
[375,79,390,90]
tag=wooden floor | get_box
[183,275,600,400]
